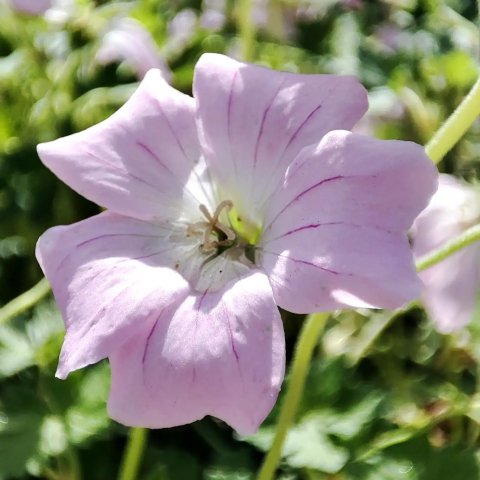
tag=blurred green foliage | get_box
[1,0,480,479]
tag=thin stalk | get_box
[118,428,148,480]
[64,446,82,480]
[0,277,50,325]
[425,77,480,164]
[257,313,329,480]
[238,0,256,61]
[415,223,480,272]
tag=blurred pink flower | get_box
[96,18,171,81]
[413,174,480,333]
[36,54,436,433]
[166,9,197,55]
[200,0,225,31]
[8,0,51,15]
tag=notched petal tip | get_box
[141,67,171,88]
[35,225,60,274]
[195,52,238,69]
[55,365,69,380]
[36,139,63,170]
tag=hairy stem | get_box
[238,0,256,61]
[0,277,50,325]
[415,223,480,272]
[257,313,329,480]
[425,77,480,164]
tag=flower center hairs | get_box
[178,200,261,292]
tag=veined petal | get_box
[260,131,437,311]
[108,271,285,435]
[36,212,190,379]
[261,223,420,311]
[263,130,437,235]
[193,53,368,224]
[37,69,206,221]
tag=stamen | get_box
[211,200,233,223]
[196,200,235,253]
[199,204,214,223]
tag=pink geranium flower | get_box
[413,174,480,333]
[7,0,51,15]
[96,18,172,81]
[36,54,437,434]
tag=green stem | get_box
[118,428,148,480]
[257,313,329,480]
[0,277,50,325]
[415,223,480,272]
[64,446,82,480]
[425,76,480,164]
[238,0,256,61]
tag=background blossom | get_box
[96,18,172,81]
[413,174,480,333]
[6,0,51,15]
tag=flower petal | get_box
[259,130,437,311]
[261,223,421,311]
[418,247,480,333]
[37,69,204,221]
[107,271,285,435]
[36,212,190,379]
[96,19,172,81]
[193,53,368,224]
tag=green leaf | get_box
[144,448,202,480]
[347,436,479,480]
[204,471,252,480]
[323,393,383,440]
[39,415,68,457]
[66,362,111,445]
[0,324,34,377]
[247,414,349,474]
[0,386,46,477]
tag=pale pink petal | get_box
[413,174,480,332]
[193,53,368,223]
[260,130,438,311]
[36,212,190,379]
[264,130,437,234]
[261,223,420,311]
[108,272,285,435]
[419,247,480,333]
[37,69,202,221]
